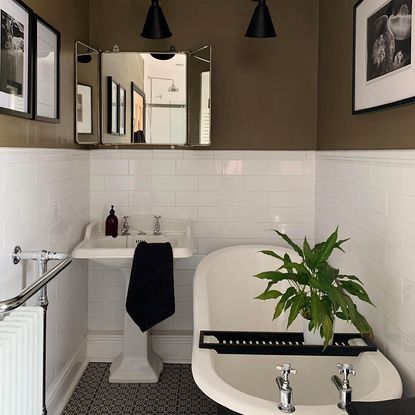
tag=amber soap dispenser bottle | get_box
[105,205,118,238]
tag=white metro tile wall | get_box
[0,148,90,403]
[89,150,316,333]
[315,151,415,397]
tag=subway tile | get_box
[245,207,314,224]
[3,162,35,190]
[359,186,387,215]
[105,175,136,191]
[91,159,128,175]
[199,176,244,191]
[129,191,175,207]
[388,192,415,224]
[269,192,315,208]
[222,160,267,176]
[176,191,222,206]
[129,159,175,175]
[222,191,267,207]
[91,190,129,207]
[404,167,415,196]
[269,160,314,176]
[245,175,315,192]
[152,175,198,191]
[176,159,222,175]
[91,175,105,191]
[152,206,198,221]
[193,222,221,238]
[0,189,21,218]
[372,165,404,192]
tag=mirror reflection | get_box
[188,46,211,146]
[75,41,100,145]
[102,52,187,145]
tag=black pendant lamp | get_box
[141,0,172,39]
[245,0,277,38]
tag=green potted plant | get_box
[254,228,374,347]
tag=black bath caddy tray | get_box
[199,331,377,356]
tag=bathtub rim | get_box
[192,245,403,415]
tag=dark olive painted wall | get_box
[89,0,319,150]
[0,0,89,149]
[318,0,415,150]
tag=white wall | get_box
[0,148,90,413]
[4,147,414,401]
[316,151,415,397]
[89,149,316,334]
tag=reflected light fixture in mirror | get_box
[245,0,277,38]
[141,0,172,39]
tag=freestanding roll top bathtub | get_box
[192,245,403,415]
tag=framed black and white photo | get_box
[0,0,32,118]
[107,76,119,135]
[119,85,126,135]
[354,0,415,113]
[77,83,92,134]
[34,15,60,122]
[131,82,145,143]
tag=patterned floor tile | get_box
[63,363,217,415]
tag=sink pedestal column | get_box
[109,269,163,383]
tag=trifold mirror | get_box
[75,42,211,147]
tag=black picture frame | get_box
[0,0,33,119]
[353,0,415,114]
[76,83,93,135]
[107,76,119,135]
[119,85,126,135]
[131,82,146,144]
[33,14,60,122]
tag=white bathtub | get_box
[192,245,403,415]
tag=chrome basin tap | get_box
[276,363,296,413]
[121,216,146,236]
[121,216,130,236]
[153,215,162,236]
[332,363,356,411]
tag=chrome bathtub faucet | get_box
[331,363,356,411]
[153,215,162,236]
[276,363,296,413]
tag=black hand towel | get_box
[346,398,415,415]
[126,242,175,332]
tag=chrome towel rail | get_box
[2,246,72,415]
[0,253,72,314]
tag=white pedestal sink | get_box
[72,215,193,383]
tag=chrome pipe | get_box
[0,257,72,314]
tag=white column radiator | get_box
[0,307,44,415]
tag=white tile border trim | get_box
[46,337,89,415]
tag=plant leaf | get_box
[313,227,339,267]
[287,294,304,328]
[334,238,350,253]
[273,287,297,320]
[339,281,375,306]
[259,250,285,262]
[337,274,363,284]
[274,230,304,258]
[311,291,323,326]
[254,271,306,285]
[322,315,334,349]
[303,237,315,269]
[255,290,283,300]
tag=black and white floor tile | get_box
[63,363,218,415]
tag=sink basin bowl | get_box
[72,215,194,267]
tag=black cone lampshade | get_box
[245,0,277,38]
[141,0,172,39]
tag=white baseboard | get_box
[47,337,89,415]
[88,331,193,364]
